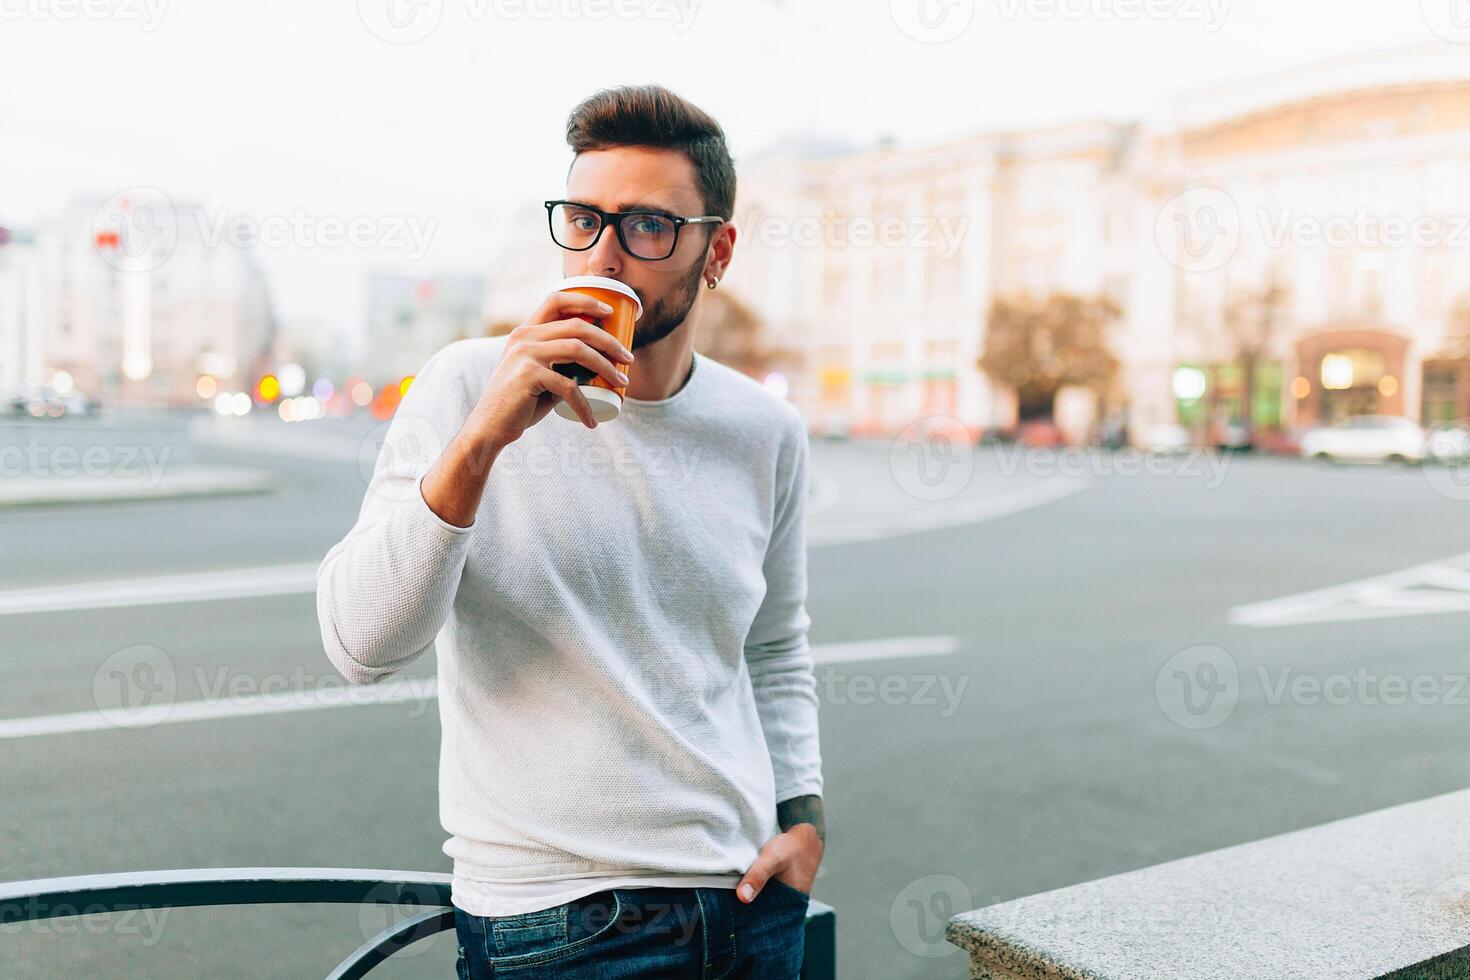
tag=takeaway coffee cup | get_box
[551,275,642,424]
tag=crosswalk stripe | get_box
[1229,551,1470,627]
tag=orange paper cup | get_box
[551,275,642,423]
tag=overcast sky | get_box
[2,0,1459,350]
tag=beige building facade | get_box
[729,46,1470,444]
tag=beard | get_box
[630,262,703,351]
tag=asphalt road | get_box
[3,413,1470,979]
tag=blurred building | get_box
[734,124,1140,439]
[482,203,562,334]
[0,194,276,407]
[363,273,487,382]
[1156,45,1470,439]
[0,227,43,396]
[732,44,1470,443]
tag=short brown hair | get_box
[565,84,736,220]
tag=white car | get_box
[1143,423,1193,453]
[1425,425,1470,462]
[817,411,850,440]
[1300,415,1425,464]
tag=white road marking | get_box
[807,478,1090,546]
[1229,551,1470,627]
[0,563,320,616]
[808,476,840,516]
[0,636,959,740]
[0,465,277,506]
[809,634,960,665]
[0,677,438,740]
[0,479,1090,616]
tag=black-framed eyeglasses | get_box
[544,200,725,261]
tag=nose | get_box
[584,222,625,278]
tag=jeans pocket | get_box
[765,877,811,903]
[487,889,624,969]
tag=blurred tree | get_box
[695,289,798,379]
[980,293,1121,421]
[1220,272,1290,445]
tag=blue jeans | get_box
[453,881,810,978]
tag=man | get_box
[316,83,825,978]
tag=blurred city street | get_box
[3,414,1470,978]
[13,1,1470,976]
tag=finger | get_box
[545,317,636,364]
[736,860,781,903]
[533,366,598,428]
[532,337,629,389]
[528,289,614,326]
[519,318,635,365]
[564,317,636,364]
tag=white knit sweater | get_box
[316,336,823,901]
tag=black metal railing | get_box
[1,867,836,979]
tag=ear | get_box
[703,220,737,284]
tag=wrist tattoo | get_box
[777,795,825,843]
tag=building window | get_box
[875,254,903,307]
[1422,363,1462,426]
[1203,360,1284,430]
[822,262,846,310]
[1420,248,1455,320]
[927,251,963,305]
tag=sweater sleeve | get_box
[315,342,479,686]
[744,412,824,802]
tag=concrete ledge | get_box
[947,788,1470,979]
[0,465,278,507]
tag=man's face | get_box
[562,146,717,351]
